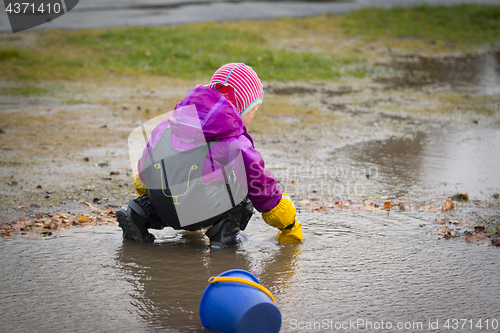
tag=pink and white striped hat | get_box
[207,63,264,118]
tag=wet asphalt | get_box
[1,0,500,32]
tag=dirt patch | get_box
[266,83,360,96]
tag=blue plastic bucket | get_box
[199,269,282,333]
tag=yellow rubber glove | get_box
[277,219,303,244]
[134,172,149,196]
[262,194,303,244]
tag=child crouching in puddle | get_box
[117,63,303,247]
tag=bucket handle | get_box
[208,276,276,304]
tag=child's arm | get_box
[239,135,303,244]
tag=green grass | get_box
[0,25,365,81]
[342,4,500,44]
[0,84,52,96]
[64,98,88,105]
[1,4,499,82]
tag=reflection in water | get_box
[115,228,302,332]
[378,50,500,94]
[343,132,427,187]
[342,127,500,200]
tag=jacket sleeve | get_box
[238,133,282,213]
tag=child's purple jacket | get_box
[138,85,282,213]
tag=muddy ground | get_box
[1,50,500,245]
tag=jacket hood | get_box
[168,85,244,148]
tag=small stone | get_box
[472,120,478,124]
[93,162,109,167]
[83,157,89,162]
[45,194,50,198]
[0,128,5,134]
[137,105,141,110]
[493,193,499,199]
[7,180,18,186]
[110,171,120,176]
[430,40,436,45]
[36,185,42,188]
[99,124,107,128]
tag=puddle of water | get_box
[338,126,500,201]
[378,50,500,94]
[1,211,500,333]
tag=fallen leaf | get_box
[50,222,58,230]
[77,215,90,222]
[450,193,469,202]
[437,226,452,237]
[443,199,455,211]
[465,234,489,243]
[383,201,392,209]
[474,225,485,233]
[2,230,13,237]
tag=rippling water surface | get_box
[1,208,499,332]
